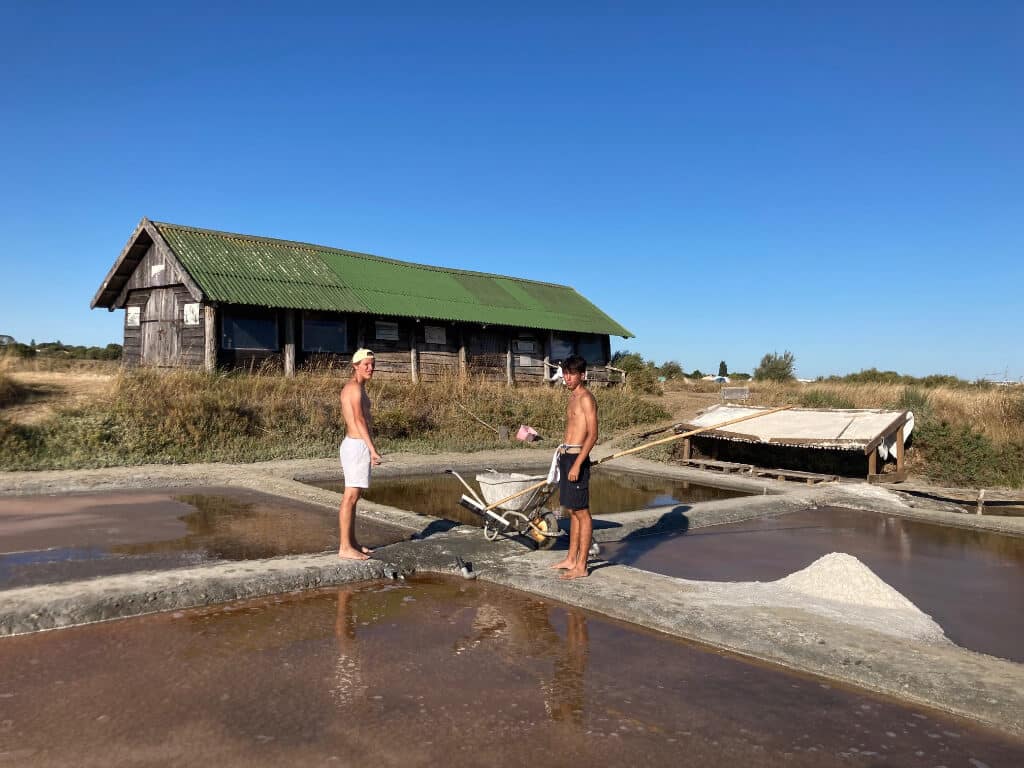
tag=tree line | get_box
[0,338,122,360]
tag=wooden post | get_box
[458,327,467,380]
[868,449,878,477]
[681,438,692,463]
[895,425,905,472]
[357,317,366,349]
[977,489,985,515]
[410,344,420,384]
[283,310,296,378]
[547,331,555,386]
[203,305,217,372]
[506,334,513,387]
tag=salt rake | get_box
[447,404,794,548]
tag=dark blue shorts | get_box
[559,453,591,510]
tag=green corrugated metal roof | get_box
[154,222,633,337]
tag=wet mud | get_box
[0,577,1020,767]
[601,505,1024,662]
[0,487,407,589]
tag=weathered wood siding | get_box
[118,244,207,368]
[122,291,148,366]
[414,322,460,382]
[511,331,546,382]
[122,285,205,368]
[467,329,508,382]
[116,285,618,384]
[121,243,189,294]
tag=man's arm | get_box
[342,386,381,464]
[569,392,599,481]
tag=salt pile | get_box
[769,552,947,643]
[776,552,922,613]
[697,552,948,643]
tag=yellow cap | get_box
[352,348,375,364]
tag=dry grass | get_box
[0,367,668,470]
[5,363,1021,487]
[0,370,28,409]
[746,380,1024,444]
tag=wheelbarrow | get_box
[445,469,563,549]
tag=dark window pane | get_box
[222,314,278,350]
[578,335,605,365]
[550,335,575,361]
[303,318,348,353]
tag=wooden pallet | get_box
[682,459,837,485]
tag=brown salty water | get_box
[0,577,1020,767]
[0,488,406,589]
[600,506,1024,662]
[308,470,748,526]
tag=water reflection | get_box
[331,589,365,707]
[2,577,1020,766]
[0,488,406,589]
[544,609,589,724]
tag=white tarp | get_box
[686,405,914,459]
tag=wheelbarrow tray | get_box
[475,472,547,511]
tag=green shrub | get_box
[753,351,796,381]
[799,389,855,409]
[913,420,1002,487]
[625,367,661,395]
[893,386,932,419]
[659,361,684,380]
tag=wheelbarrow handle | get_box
[446,468,486,508]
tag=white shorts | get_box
[340,437,371,489]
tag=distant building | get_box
[92,219,633,383]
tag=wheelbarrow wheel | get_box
[529,511,560,550]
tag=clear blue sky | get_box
[2,2,1021,380]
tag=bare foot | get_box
[559,568,589,580]
[549,559,573,570]
[338,548,371,561]
[358,545,374,554]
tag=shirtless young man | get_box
[338,348,382,560]
[550,354,599,580]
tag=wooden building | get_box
[91,219,633,384]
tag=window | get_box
[550,335,574,362]
[303,316,348,353]
[375,320,399,341]
[221,312,278,350]
[423,325,446,345]
[183,303,201,326]
[578,335,605,364]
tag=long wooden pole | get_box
[479,404,794,512]
[594,404,795,465]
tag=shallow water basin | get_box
[308,470,749,526]
[0,487,406,589]
[602,506,1024,662]
[0,576,1019,766]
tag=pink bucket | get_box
[515,424,540,442]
